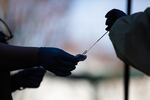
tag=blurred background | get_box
[0,0,150,100]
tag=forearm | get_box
[0,43,39,71]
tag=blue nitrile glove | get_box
[105,9,127,31]
[39,47,87,76]
[11,67,46,92]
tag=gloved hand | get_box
[11,67,46,92]
[105,9,126,31]
[38,47,87,76]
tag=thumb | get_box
[75,54,87,61]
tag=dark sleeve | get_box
[109,9,150,76]
[0,43,39,71]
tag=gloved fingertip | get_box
[105,28,108,31]
[75,54,87,61]
[105,26,111,31]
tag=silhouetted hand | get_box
[39,47,87,76]
[105,9,126,31]
[11,67,46,92]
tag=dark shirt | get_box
[0,32,12,100]
[0,71,12,100]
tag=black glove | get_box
[0,31,7,43]
[38,47,87,76]
[11,67,46,92]
[105,9,126,31]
